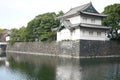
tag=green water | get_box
[0,55,120,80]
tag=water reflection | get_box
[56,59,81,80]
[1,53,120,80]
[8,58,56,80]
[0,61,4,66]
[80,59,120,80]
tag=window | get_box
[91,18,95,23]
[83,17,87,22]
[89,31,93,35]
[97,32,101,36]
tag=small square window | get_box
[89,31,93,35]
[97,32,101,36]
[91,18,95,23]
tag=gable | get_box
[83,3,99,14]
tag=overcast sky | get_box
[0,0,120,29]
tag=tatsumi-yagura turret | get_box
[56,2,110,41]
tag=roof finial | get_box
[89,0,92,5]
[90,0,92,3]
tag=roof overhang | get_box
[80,11,107,18]
[56,13,79,20]
[79,23,110,29]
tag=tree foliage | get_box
[9,11,64,44]
[9,28,19,44]
[25,12,63,42]
[102,4,120,40]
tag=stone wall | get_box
[6,41,80,58]
[6,40,120,58]
[80,40,120,58]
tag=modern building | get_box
[56,2,110,41]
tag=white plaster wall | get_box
[95,18,101,25]
[57,28,109,41]
[68,16,80,24]
[72,29,80,40]
[67,15,102,25]
[80,29,109,41]
[57,29,72,41]
[57,32,61,41]
[81,16,101,25]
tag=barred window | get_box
[97,32,101,36]
[91,18,95,23]
[89,31,93,35]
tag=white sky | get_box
[0,0,120,29]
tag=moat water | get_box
[0,53,120,80]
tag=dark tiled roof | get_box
[62,20,72,29]
[53,20,75,31]
[67,23,110,29]
[57,3,91,19]
[80,11,107,17]
[63,3,90,17]
[55,22,110,31]
[79,23,110,29]
[57,2,107,19]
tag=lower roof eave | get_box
[79,26,110,30]
[80,11,107,18]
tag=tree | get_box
[25,12,63,42]
[9,11,64,43]
[9,28,19,44]
[102,4,120,40]
[37,12,59,41]
[56,11,64,17]
[18,27,26,41]
[25,19,36,42]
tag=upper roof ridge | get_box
[62,2,91,17]
[71,2,91,10]
[57,2,106,19]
